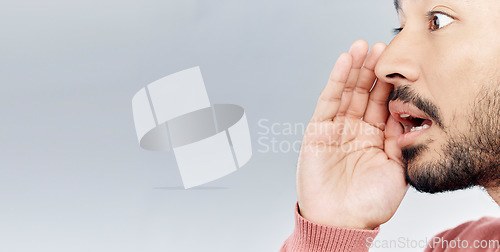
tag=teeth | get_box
[410,124,430,132]
[400,114,411,118]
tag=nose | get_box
[375,30,422,86]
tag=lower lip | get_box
[398,127,431,147]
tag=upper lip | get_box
[389,101,433,130]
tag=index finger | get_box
[311,53,353,122]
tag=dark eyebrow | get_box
[394,0,401,12]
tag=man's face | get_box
[375,0,500,193]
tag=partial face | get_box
[375,0,500,193]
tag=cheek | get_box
[423,58,468,127]
[425,40,496,127]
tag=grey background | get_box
[1,0,499,251]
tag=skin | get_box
[489,188,500,206]
[297,0,500,229]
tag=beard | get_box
[389,85,500,193]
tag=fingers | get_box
[337,40,369,116]
[345,42,387,119]
[385,116,403,165]
[311,53,352,121]
[363,79,393,130]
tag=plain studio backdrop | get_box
[1,0,499,251]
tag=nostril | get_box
[387,73,406,79]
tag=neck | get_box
[486,187,500,206]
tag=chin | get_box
[402,140,494,194]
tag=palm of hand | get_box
[296,41,408,230]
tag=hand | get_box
[296,40,409,230]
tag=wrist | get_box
[298,203,379,230]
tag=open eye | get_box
[429,12,455,31]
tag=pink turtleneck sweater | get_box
[280,203,500,251]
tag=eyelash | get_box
[392,27,403,35]
[392,11,455,35]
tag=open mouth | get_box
[398,114,433,134]
[388,100,435,147]
[389,100,436,147]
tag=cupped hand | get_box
[297,40,409,230]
